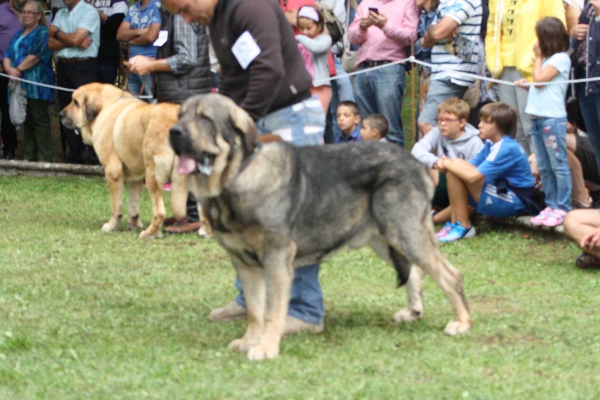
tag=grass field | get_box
[1,176,599,399]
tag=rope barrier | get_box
[5,56,600,95]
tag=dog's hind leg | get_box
[228,261,265,354]
[102,157,124,232]
[370,237,425,324]
[246,240,296,361]
[386,222,471,335]
[374,190,471,335]
[127,180,144,230]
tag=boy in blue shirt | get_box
[335,101,362,143]
[436,102,536,242]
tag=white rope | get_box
[6,57,600,94]
[0,71,153,99]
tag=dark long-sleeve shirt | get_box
[209,0,312,120]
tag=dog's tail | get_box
[390,247,412,287]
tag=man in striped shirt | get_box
[417,0,483,137]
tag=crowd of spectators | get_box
[2,0,600,267]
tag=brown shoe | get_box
[163,217,178,227]
[209,301,247,322]
[283,315,324,336]
[164,218,202,234]
[576,253,600,269]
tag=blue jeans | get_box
[234,96,325,325]
[128,72,153,101]
[577,85,600,177]
[325,55,356,144]
[531,117,572,211]
[353,63,406,146]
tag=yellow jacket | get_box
[485,0,566,81]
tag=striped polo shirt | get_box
[430,0,482,86]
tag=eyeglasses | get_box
[22,11,40,15]
[436,117,459,124]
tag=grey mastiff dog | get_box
[170,93,472,361]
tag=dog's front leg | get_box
[247,241,296,361]
[102,159,124,232]
[228,262,265,353]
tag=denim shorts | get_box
[418,78,469,125]
[255,96,325,146]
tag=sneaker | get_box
[529,207,554,226]
[435,222,454,239]
[209,301,247,322]
[283,316,324,336]
[542,209,567,227]
[438,221,476,242]
[164,218,201,234]
[163,182,172,192]
[576,253,600,269]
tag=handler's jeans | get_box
[234,96,325,325]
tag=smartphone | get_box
[368,7,379,14]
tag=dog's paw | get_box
[393,308,422,323]
[228,338,255,353]
[127,218,143,230]
[101,222,118,232]
[139,229,162,240]
[443,320,471,336]
[197,226,213,238]
[247,343,279,361]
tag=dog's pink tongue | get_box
[177,156,196,175]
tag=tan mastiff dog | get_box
[60,83,189,239]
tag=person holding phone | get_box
[348,0,419,147]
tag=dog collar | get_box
[238,142,263,173]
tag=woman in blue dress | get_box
[2,0,55,162]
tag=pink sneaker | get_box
[542,209,567,227]
[163,182,172,192]
[530,207,554,226]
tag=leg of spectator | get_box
[446,171,471,226]
[374,64,405,146]
[0,75,17,158]
[499,68,532,155]
[34,99,53,163]
[578,87,600,177]
[23,101,37,161]
[354,71,376,125]
[73,59,99,164]
[56,62,83,164]
[568,149,590,207]
[564,209,600,259]
[531,119,559,209]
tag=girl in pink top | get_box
[296,5,333,112]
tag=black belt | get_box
[59,57,94,63]
[360,60,392,68]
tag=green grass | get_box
[1,176,599,399]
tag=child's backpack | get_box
[316,4,344,45]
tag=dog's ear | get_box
[84,92,100,122]
[228,103,259,155]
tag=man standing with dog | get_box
[128,7,212,234]
[161,0,327,335]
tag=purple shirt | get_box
[0,3,23,62]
